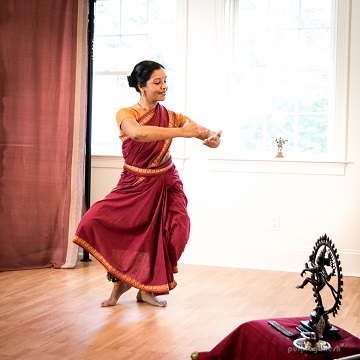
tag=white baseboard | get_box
[179,242,360,277]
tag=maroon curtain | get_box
[0,0,88,270]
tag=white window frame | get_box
[91,0,188,159]
[91,0,350,176]
[208,0,350,175]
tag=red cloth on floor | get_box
[196,317,360,360]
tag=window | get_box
[91,0,181,155]
[214,0,349,160]
[91,0,350,163]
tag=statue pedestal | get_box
[299,320,340,340]
[276,151,284,158]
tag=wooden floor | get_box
[1,257,359,360]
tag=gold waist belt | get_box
[124,162,173,175]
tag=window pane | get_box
[92,75,138,155]
[300,29,331,69]
[298,73,329,112]
[95,0,120,35]
[148,35,175,67]
[92,0,178,155]
[93,36,120,71]
[268,30,299,68]
[231,0,335,156]
[266,115,295,152]
[300,0,332,28]
[92,111,122,155]
[298,115,328,153]
[236,116,265,152]
[121,0,148,34]
[270,75,296,113]
[92,76,119,112]
[120,35,149,69]
[149,0,178,30]
[269,0,300,28]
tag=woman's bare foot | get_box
[136,290,167,307]
[101,281,131,307]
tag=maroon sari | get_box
[73,104,190,294]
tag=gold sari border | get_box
[73,235,177,292]
[124,162,173,175]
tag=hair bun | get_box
[128,60,164,93]
[127,75,136,88]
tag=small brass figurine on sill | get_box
[275,137,288,158]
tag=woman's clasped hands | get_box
[182,120,222,148]
[203,130,222,148]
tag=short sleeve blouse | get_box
[116,107,194,130]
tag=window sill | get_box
[208,157,349,175]
[91,155,349,176]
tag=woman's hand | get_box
[203,130,222,148]
[182,120,206,138]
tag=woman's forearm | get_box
[122,117,206,142]
[128,125,185,142]
[195,126,215,140]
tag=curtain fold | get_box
[0,0,88,270]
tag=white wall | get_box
[90,0,360,276]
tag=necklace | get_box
[138,102,149,111]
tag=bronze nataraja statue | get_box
[296,234,343,339]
